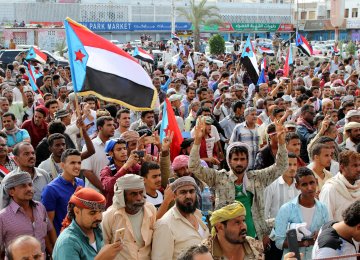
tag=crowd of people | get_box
[0,37,359,260]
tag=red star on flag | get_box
[75,50,85,62]
[245,47,250,53]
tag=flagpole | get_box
[74,92,83,138]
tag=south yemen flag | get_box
[133,47,154,64]
[25,47,47,64]
[296,32,313,57]
[64,18,157,111]
[241,37,259,84]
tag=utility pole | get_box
[171,0,176,35]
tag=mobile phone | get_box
[114,228,125,242]
[86,122,95,127]
[225,93,232,99]
[144,136,155,145]
[135,151,145,157]
[168,177,176,184]
[286,229,301,260]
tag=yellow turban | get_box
[210,201,246,237]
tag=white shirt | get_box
[81,136,108,191]
[264,176,300,219]
[145,190,164,209]
[299,204,315,230]
[345,138,357,152]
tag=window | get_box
[301,11,307,20]
[326,10,330,19]
[309,11,316,20]
[345,9,349,18]
[352,8,358,18]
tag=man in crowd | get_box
[312,200,360,259]
[307,143,333,191]
[1,112,30,150]
[273,167,329,259]
[0,142,51,206]
[254,123,278,169]
[130,110,155,131]
[320,150,360,221]
[6,235,44,260]
[296,105,316,163]
[0,171,56,255]
[41,149,84,235]
[114,109,131,138]
[0,134,17,181]
[177,245,213,260]
[21,105,48,149]
[190,118,287,245]
[229,107,260,170]
[82,116,115,192]
[38,133,66,180]
[202,201,264,259]
[52,187,122,259]
[102,174,157,259]
[152,176,210,260]
[340,122,360,151]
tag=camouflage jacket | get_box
[202,235,264,260]
[188,143,288,240]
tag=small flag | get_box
[258,47,274,56]
[257,59,267,85]
[296,32,313,57]
[132,47,154,64]
[64,17,157,111]
[0,165,9,177]
[241,37,259,84]
[160,98,184,161]
[25,47,47,64]
[25,62,43,96]
[283,46,293,77]
[161,77,171,92]
[176,55,184,69]
[171,32,180,41]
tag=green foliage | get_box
[346,41,356,55]
[208,34,225,55]
[177,0,223,52]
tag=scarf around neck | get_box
[2,126,20,143]
[326,173,360,200]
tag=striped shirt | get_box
[264,176,300,220]
[230,121,260,169]
[0,199,52,252]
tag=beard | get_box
[224,228,247,244]
[126,200,145,213]
[176,198,198,214]
[232,165,246,175]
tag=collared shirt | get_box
[52,220,103,260]
[189,143,288,240]
[0,167,51,209]
[273,195,329,260]
[202,235,263,260]
[230,122,260,169]
[264,176,300,220]
[0,199,52,252]
[41,175,84,235]
[102,202,157,260]
[152,206,209,260]
[81,136,108,191]
[307,166,333,191]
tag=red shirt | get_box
[100,164,140,208]
[21,119,48,149]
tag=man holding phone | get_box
[273,167,328,259]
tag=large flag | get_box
[188,52,194,70]
[241,37,259,84]
[296,32,313,57]
[132,47,154,64]
[160,98,183,161]
[176,55,184,69]
[283,46,293,77]
[64,18,157,111]
[257,59,267,85]
[25,63,43,96]
[25,47,47,64]
[171,32,180,41]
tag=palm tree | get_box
[177,0,223,52]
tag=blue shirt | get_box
[6,129,30,147]
[52,220,103,260]
[273,195,329,260]
[41,175,84,235]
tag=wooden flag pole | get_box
[74,92,83,138]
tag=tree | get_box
[346,41,356,56]
[177,0,223,52]
[208,34,225,55]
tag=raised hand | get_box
[193,116,206,145]
[162,130,174,152]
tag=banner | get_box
[80,22,192,32]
